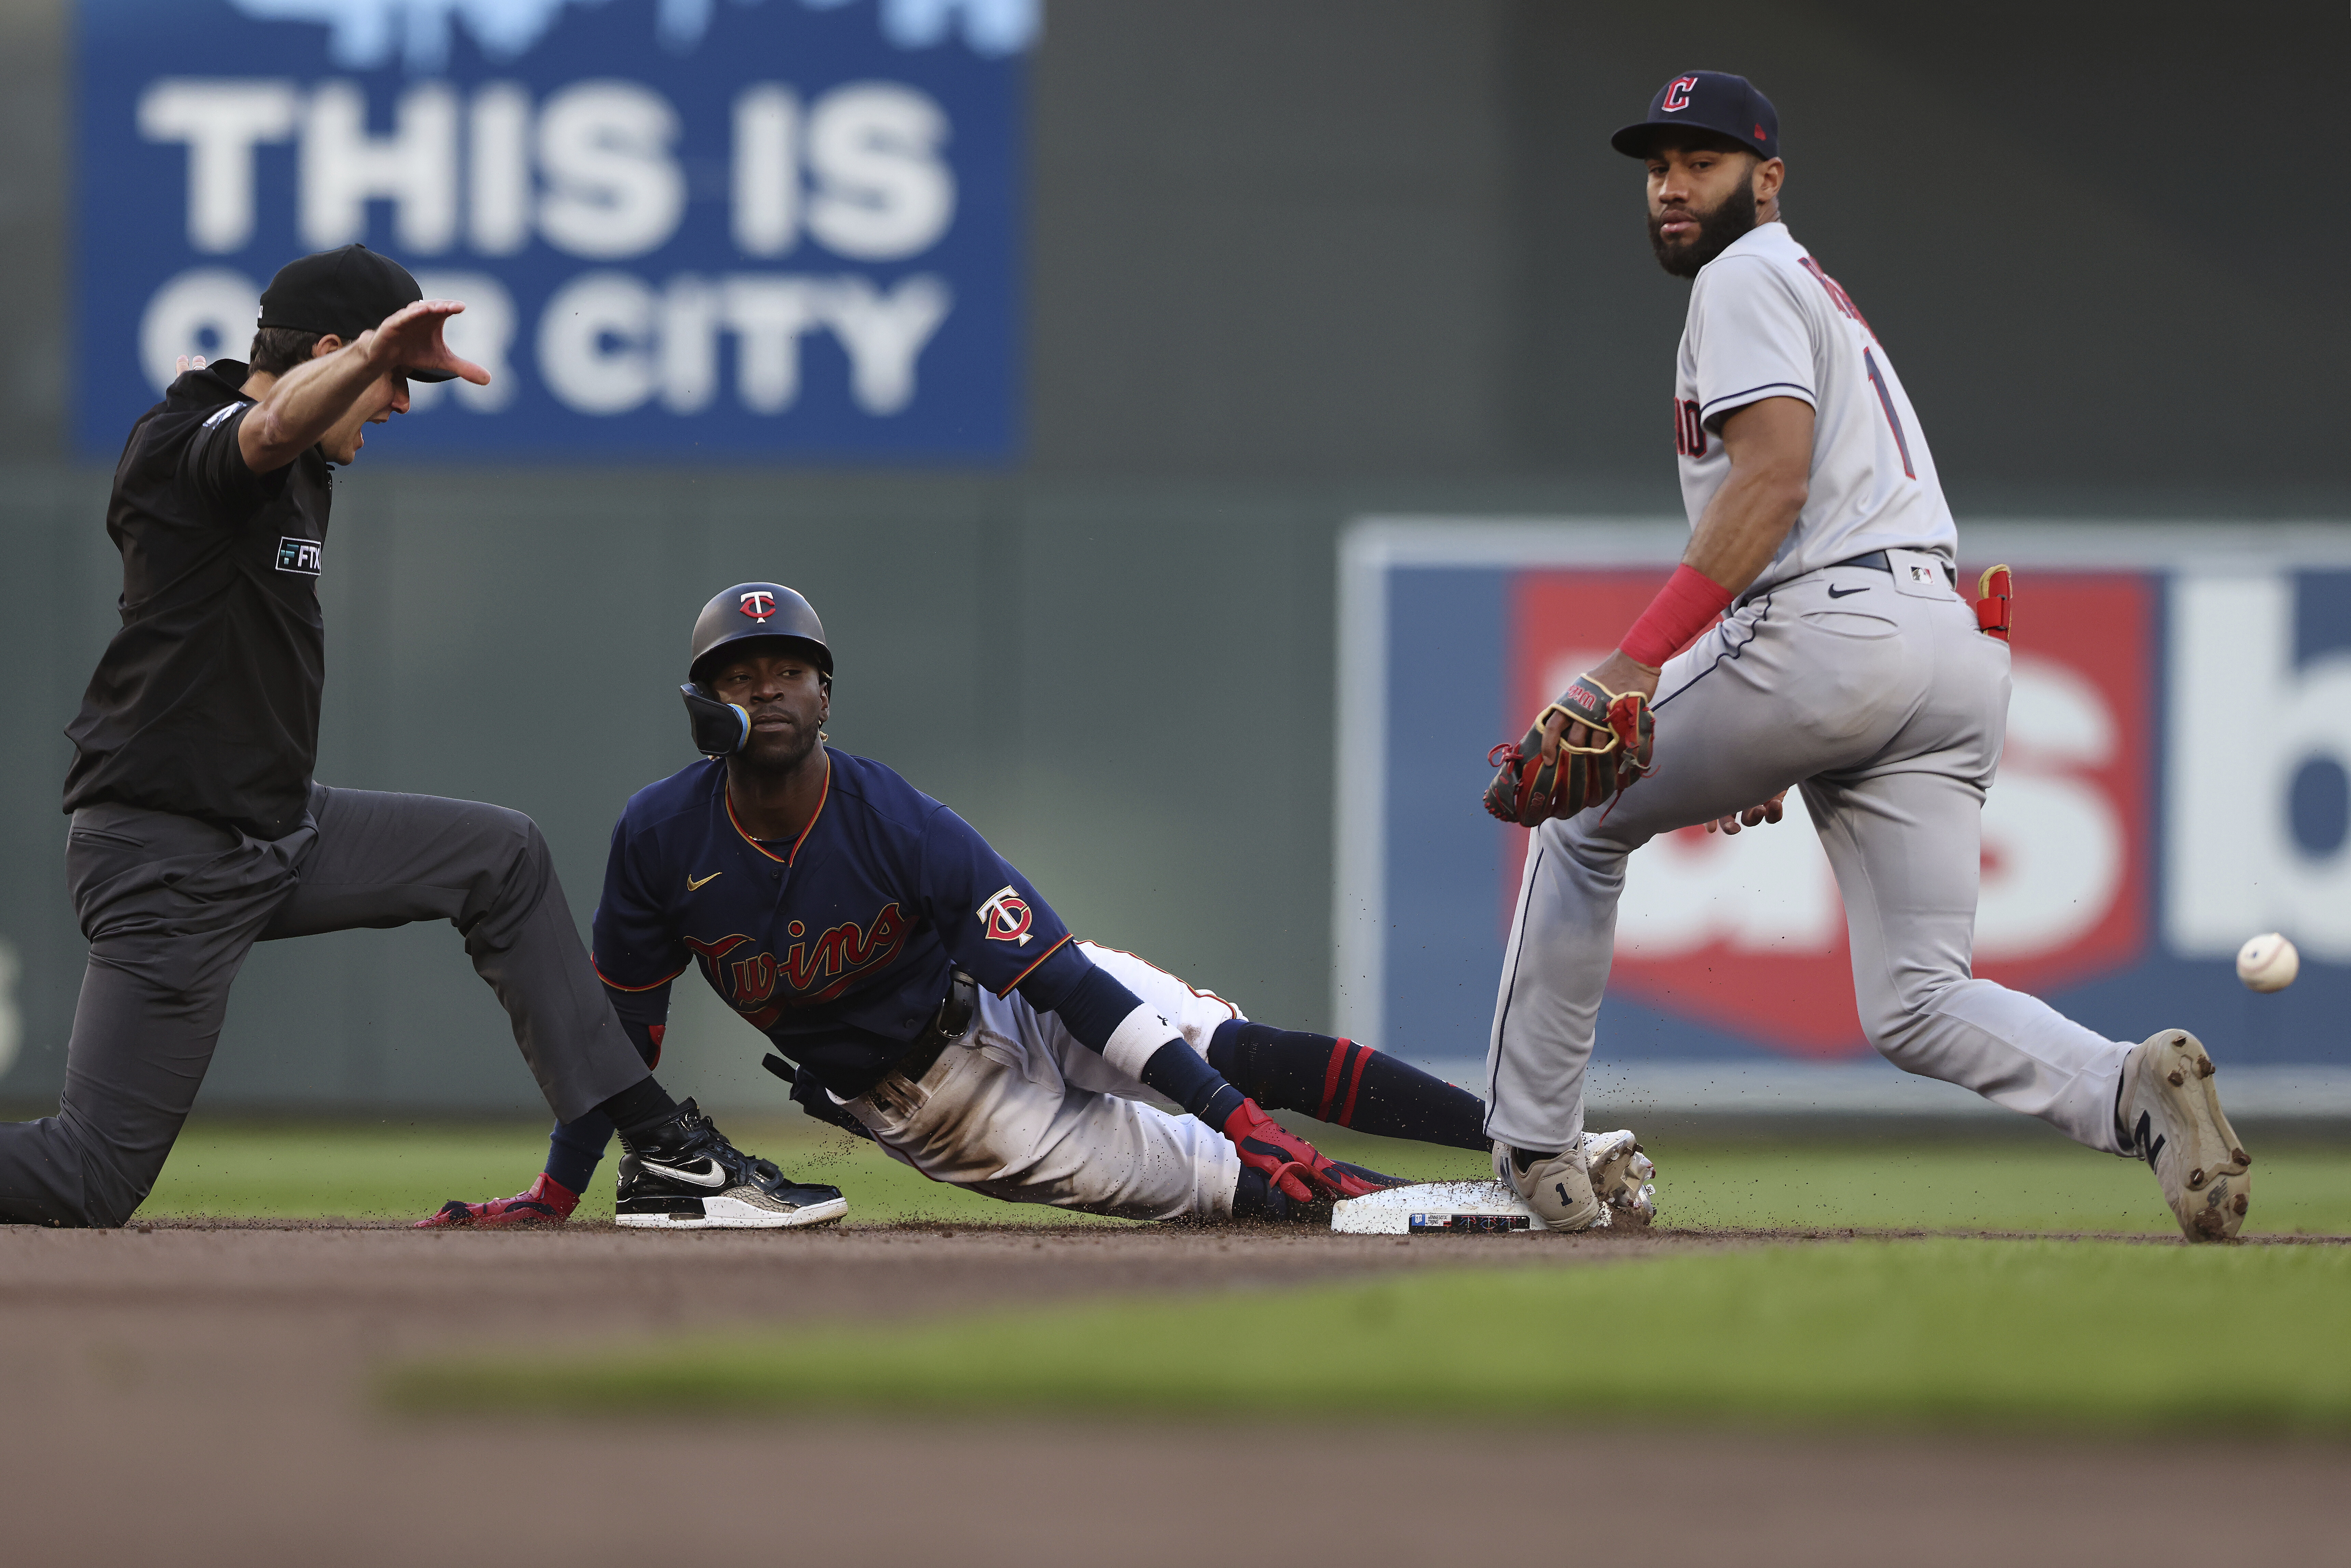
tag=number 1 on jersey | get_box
[1863,348,1916,479]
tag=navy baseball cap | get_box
[256,244,458,381]
[1611,71,1779,162]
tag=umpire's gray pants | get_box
[1485,562,2134,1157]
[0,784,651,1227]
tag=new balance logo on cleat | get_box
[2117,1029,2251,1242]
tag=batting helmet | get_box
[680,583,832,757]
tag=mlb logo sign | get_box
[275,537,322,576]
[1333,521,2351,1079]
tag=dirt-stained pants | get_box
[842,943,1244,1222]
[0,784,649,1228]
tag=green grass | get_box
[1650,1136,2351,1235]
[134,1115,1131,1225]
[134,1116,2351,1235]
[387,1240,2351,1430]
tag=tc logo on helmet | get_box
[977,885,1034,946]
[739,590,776,620]
[1661,76,1697,112]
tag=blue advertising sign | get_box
[1335,520,2351,1110]
[73,0,1031,460]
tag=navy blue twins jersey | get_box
[590,749,1083,1097]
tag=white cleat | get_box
[2118,1028,2250,1243]
[1494,1138,1606,1231]
[612,1101,849,1230]
[1583,1128,1657,1227]
[613,1184,849,1230]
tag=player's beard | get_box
[738,706,825,776]
[1649,180,1758,279]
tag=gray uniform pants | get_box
[0,784,651,1227]
[1485,559,2133,1157]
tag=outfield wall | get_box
[0,0,2344,1111]
[1338,521,2351,1117]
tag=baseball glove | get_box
[1482,673,1655,827]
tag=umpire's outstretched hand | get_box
[364,298,490,386]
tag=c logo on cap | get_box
[739,590,776,620]
[1661,76,1697,113]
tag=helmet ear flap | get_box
[680,684,751,757]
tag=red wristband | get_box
[1620,565,1733,669]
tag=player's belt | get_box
[1829,549,1957,584]
[1739,550,1957,608]
[879,972,979,1087]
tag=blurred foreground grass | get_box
[390,1240,2351,1430]
[134,1114,2351,1234]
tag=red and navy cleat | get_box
[413,1173,581,1229]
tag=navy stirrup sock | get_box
[545,1111,616,1195]
[594,1077,680,1149]
[1207,1021,1489,1150]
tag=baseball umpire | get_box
[0,245,839,1230]
[1478,73,2249,1241]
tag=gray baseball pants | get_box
[1484,558,2134,1157]
[0,784,650,1227]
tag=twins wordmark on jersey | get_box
[685,905,912,1021]
[591,751,1089,1096]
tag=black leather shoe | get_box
[616,1098,848,1230]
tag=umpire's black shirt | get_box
[64,361,331,841]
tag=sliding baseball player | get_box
[423,584,1657,1227]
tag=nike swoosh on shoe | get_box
[638,1158,729,1188]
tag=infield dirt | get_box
[4,1220,2343,1566]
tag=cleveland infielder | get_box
[1479,72,2248,1241]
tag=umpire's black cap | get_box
[1611,71,1779,162]
[256,244,459,381]
[688,583,833,688]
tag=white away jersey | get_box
[1673,222,1956,592]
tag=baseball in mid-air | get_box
[2236,932,2299,993]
